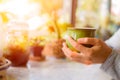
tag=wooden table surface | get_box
[6,59,112,80]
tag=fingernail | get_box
[62,42,66,46]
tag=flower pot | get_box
[29,45,45,61]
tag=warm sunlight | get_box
[0,0,40,19]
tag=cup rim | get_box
[68,27,96,30]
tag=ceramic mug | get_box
[64,28,96,51]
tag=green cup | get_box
[64,28,96,51]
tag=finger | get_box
[63,42,68,48]
[69,52,88,60]
[62,42,73,58]
[77,38,98,45]
[66,52,92,65]
[62,44,92,65]
[62,47,84,63]
[62,43,83,58]
[72,58,92,65]
[67,37,89,53]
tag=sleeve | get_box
[100,29,120,80]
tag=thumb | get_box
[77,38,97,46]
[67,36,89,53]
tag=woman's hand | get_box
[62,37,112,65]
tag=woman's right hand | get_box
[62,37,112,64]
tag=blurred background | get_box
[0,0,120,66]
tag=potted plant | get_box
[29,37,45,61]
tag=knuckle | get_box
[84,38,89,42]
[69,53,74,58]
[86,50,93,57]
[89,49,93,54]
[73,43,80,48]
[96,39,102,43]
[70,53,76,58]
[87,55,92,60]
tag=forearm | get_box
[101,49,120,80]
[101,29,120,80]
